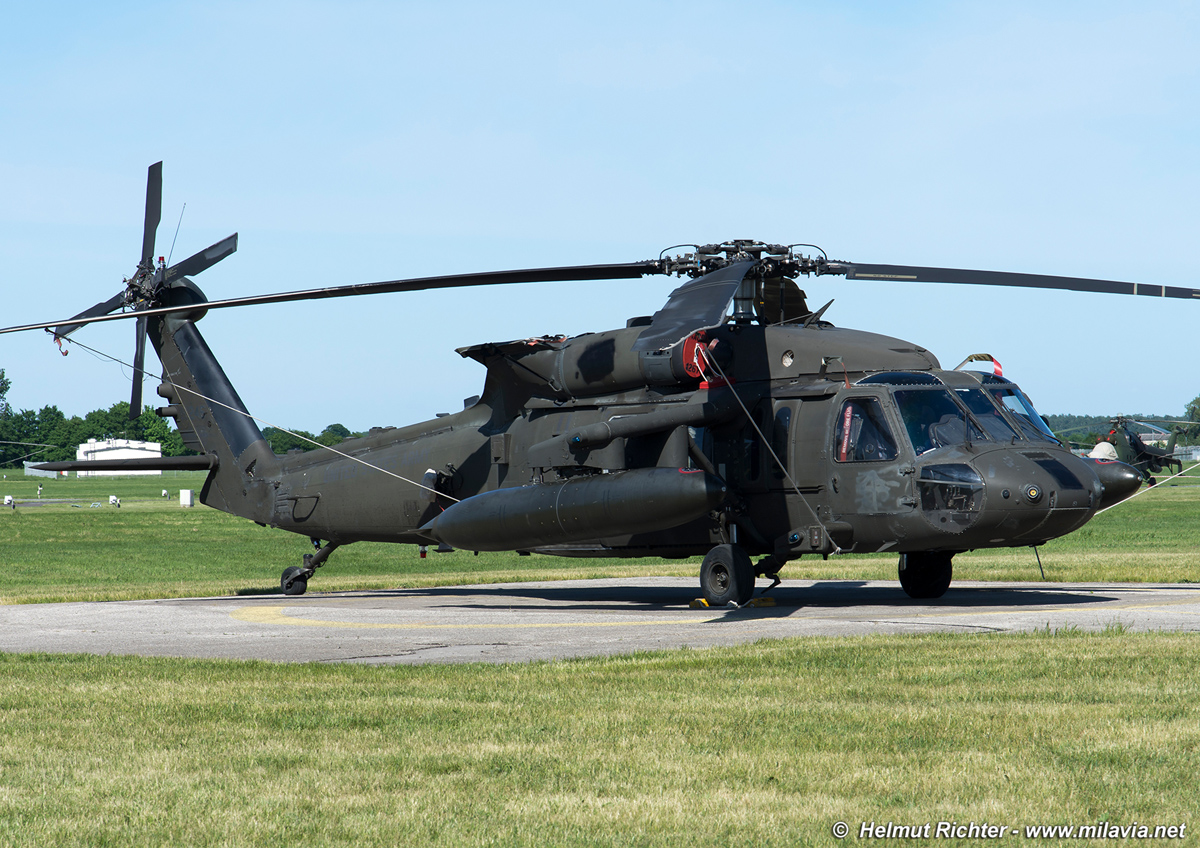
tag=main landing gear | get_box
[699,544,754,606]
[280,539,341,595]
[897,551,954,599]
[698,545,957,605]
[698,544,788,606]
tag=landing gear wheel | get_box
[281,566,308,596]
[700,544,755,606]
[897,551,953,599]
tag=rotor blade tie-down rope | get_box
[1095,461,1196,516]
[56,335,458,503]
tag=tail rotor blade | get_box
[53,291,126,339]
[141,161,163,267]
[163,233,238,283]
[129,315,147,420]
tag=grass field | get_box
[2,467,1198,604]
[2,631,1199,846]
[1,469,1198,846]
[0,471,709,604]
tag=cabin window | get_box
[833,397,898,462]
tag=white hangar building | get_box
[76,438,163,477]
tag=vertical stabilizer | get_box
[149,315,280,523]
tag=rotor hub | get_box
[657,240,847,281]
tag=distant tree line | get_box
[0,369,362,468]
[0,398,185,466]
[262,423,363,454]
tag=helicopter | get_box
[4,162,1178,606]
[1081,417,1190,485]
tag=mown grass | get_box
[2,473,1199,846]
[3,469,1199,603]
[1,630,1198,847]
[0,472,699,603]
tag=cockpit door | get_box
[827,394,913,519]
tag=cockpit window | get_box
[833,397,898,462]
[894,388,986,455]
[992,387,1058,442]
[955,388,1019,441]
[966,372,1060,443]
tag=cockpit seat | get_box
[929,414,966,449]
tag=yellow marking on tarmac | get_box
[232,605,720,630]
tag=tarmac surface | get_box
[2,578,1199,665]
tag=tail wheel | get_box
[898,551,953,599]
[700,544,755,606]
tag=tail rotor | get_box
[48,161,237,420]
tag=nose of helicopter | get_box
[1083,457,1144,510]
[963,449,1140,544]
[914,446,1128,548]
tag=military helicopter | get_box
[6,162,1182,606]
[1080,417,1190,485]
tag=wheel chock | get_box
[689,596,776,609]
[690,596,777,609]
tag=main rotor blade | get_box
[141,161,163,267]
[0,261,664,336]
[631,261,756,352]
[845,263,1200,300]
[130,315,147,420]
[52,291,126,339]
[163,233,238,283]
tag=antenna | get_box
[167,203,186,267]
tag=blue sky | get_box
[3,1,1199,432]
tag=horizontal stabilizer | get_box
[33,455,219,473]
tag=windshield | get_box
[991,387,1058,442]
[894,388,987,455]
[968,372,1060,443]
[955,388,1019,441]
